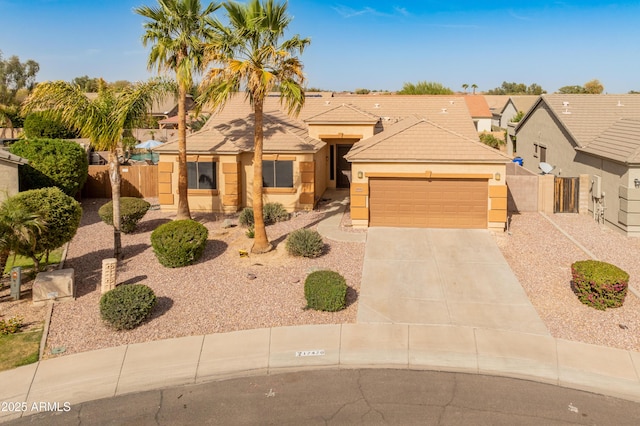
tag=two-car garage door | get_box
[369,178,488,228]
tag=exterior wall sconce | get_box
[494,172,501,181]
[357,171,364,179]
[634,178,640,189]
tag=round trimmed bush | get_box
[286,228,324,258]
[304,270,348,312]
[98,197,151,233]
[571,260,629,310]
[151,220,208,268]
[100,284,157,330]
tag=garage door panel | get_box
[369,178,488,228]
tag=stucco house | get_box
[514,94,640,236]
[155,94,510,230]
[463,95,492,132]
[0,150,28,203]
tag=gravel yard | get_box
[493,212,640,352]
[4,202,640,360]
[41,199,365,358]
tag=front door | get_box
[336,144,351,188]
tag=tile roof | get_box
[0,149,28,165]
[463,95,492,118]
[304,103,379,124]
[505,96,539,115]
[345,115,510,163]
[578,119,640,164]
[484,95,511,112]
[519,94,640,147]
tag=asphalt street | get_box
[6,369,640,425]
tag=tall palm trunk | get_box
[108,151,123,260]
[252,98,272,254]
[176,83,191,220]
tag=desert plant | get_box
[98,198,151,234]
[238,202,289,227]
[151,220,208,268]
[479,132,505,149]
[246,226,255,239]
[571,260,629,310]
[304,270,348,312]
[0,316,23,335]
[10,138,89,197]
[238,207,254,227]
[263,202,290,224]
[286,228,324,258]
[100,284,157,330]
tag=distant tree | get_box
[511,110,525,123]
[584,79,604,94]
[630,90,640,94]
[557,85,586,94]
[355,88,370,94]
[471,83,478,94]
[23,111,79,139]
[10,138,89,197]
[109,80,134,92]
[304,87,325,92]
[462,83,469,93]
[71,75,100,92]
[485,81,545,95]
[398,81,453,95]
[0,51,40,106]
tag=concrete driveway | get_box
[357,228,550,335]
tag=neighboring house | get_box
[499,96,539,129]
[484,95,510,128]
[463,95,492,132]
[0,150,28,203]
[515,94,640,236]
[155,94,510,230]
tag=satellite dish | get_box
[539,162,555,174]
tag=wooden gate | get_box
[82,165,158,198]
[554,177,579,213]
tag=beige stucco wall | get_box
[0,161,20,203]
[516,104,640,235]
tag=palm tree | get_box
[22,78,172,259]
[135,0,220,220]
[471,83,478,95]
[462,83,469,93]
[0,197,46,276]
[201,0,310,253]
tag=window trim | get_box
[187,158,218,193]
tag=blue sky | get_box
[2,0,639,93]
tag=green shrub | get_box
[8,187,82,256]
[263,202,290,224]
[571,260,629,310]
[286,228,324,258]
[479,132,505,149]
[23,112,78,140]
[98,198,151,233]
[100,284,157,330]
[10,138,88,196]
[238,202,289,227]
[238,207,254,227]
[0,316,23,335]
[245,226,255,239]
[151,220,208,268]
[304,270,348,312]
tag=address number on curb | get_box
[295,350,325,357]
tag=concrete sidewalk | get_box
[3,323,640,423]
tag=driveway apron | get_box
[357,228,550,335]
